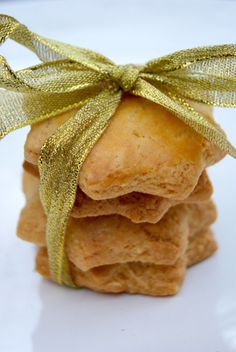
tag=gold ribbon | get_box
[0,14,236,287]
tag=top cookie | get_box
[24,95,225,200]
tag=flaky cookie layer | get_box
[23,166,213,223]
[17,199,217,271]
[36,228,217,297]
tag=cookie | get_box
[35,228,217,296]
[24,95,225,201]
[17,199,217,270]
[67,201,216,270]
[22,165,213,223]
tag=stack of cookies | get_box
[17,95,225,296]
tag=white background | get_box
[0,1,236,351]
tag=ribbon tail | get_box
[132,78,236,158]
[38,89,122,286]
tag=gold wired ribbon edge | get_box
[0,14,235,286]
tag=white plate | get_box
[0,1,236,351]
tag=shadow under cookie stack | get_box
[17,95,225,296]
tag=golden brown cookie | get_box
[66,201,216,271]
[22,166,213,223]
[36,228,217,296]
[17,199,217,270]
[24,95,225,201]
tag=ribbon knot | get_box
[111,64,140,92]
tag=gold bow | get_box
[0,14,236,287]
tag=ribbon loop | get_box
[111,64,140,92]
